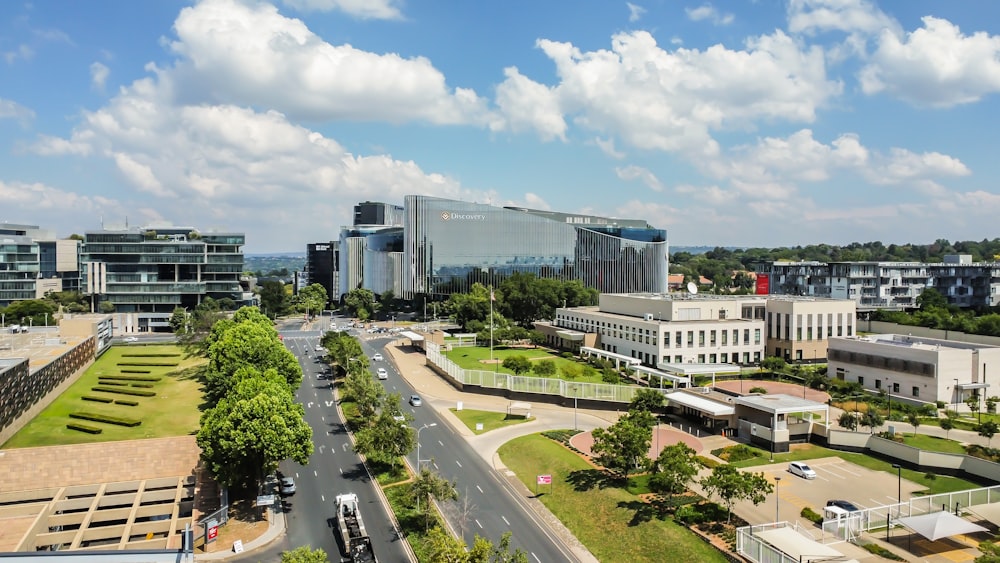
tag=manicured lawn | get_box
[729,443,979,495]
[498,433,727,563]
[444,346,610,383]
[901,434,967,454]
[2,345,206,448]
[449,408,532,434]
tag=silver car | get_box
[789,461,817,480]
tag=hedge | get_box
[120,369,152,374]
[101,375,162,382]
[117,362,179,367]
[82,395,113,403]
[114,399,139,406]
[696,455,721,469]
[69,411,142,427]
[131,383,155,388]
[96,380,128,386]
[67,423,103,434]
[92,386,156,397]
[120,353,182,358]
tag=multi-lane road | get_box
[262,318,579,562]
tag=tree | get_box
[648,443,699,504]
[629,388,666,414]
[501,355,532,376]
[425,526,469,562]
[203,320,302,405]
[280,546,328,563]
[531,359,556,377]
[343,369,385,421]
[168,307,189,334]
[968,395,983,423]
[861,410,885,434]
[917,287,949,310]
[700,465,774,523]
[907,412,921,436]
[978,421,999,446]
[560,362,582,379]
[590,412,653,487]
[837,411,858,432]
[760,356,786,374]
[259,280,287,318]
[296,283,329,316]
[2,299,58,327]
[975,540,1000,563]
[411,467,458,528]
[940,417,955,439]
[98,300,116,314]
[354,394,415,472]
[345,288,377,321]
[468,531,528,563]
[197,372,314,489]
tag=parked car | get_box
[826,499,861,512]
[372,353,383,361]
[124,336,139,343]
[789,461,817,479]
[377,368,388,380]
[279,476,296,495]
[409,395,422,407]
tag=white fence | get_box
[426,342,642,403]
[736,522,803,563]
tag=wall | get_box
[864,320,1000,347]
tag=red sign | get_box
[536,474,552,485]
[755,274,770,295]
[207,524,219,541]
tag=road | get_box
[359,333,579,563]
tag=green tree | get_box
[760,356,786,374]
[700,465,774,523]
[861,410,884,434]
[411,467,458,528]
[259,280,287,318]
[204,320,302,405]
[907,412,921,436]
[560,362,582,379]
[447,284,492,330]
[590,412,653,487]
[168,307,189,334]
[2,299,58,327]
[296,283,329,316]
[501,355,532,376]
[197,371,313,489]
[975,540,1000,563]
[648,442,699,504]
[280,546,328,563]
[345,288,378,321]
[917,287,949,310]
[468,531,528,563]
[940,417,955,439]
[353,394,415,472]
[629,388,666,414]
[978,421,999,446]
[968,396,983,422]
[343,369,385,421]
[531,359,556,377]
[425,526,469,562]
[98,300,116,314]
[837,411,858,432]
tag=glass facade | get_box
[0,237,39,305]
[403,195,667,298]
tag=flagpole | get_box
[489,285,494,364]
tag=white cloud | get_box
[685,4,734,26]
[627,2,646,23]
[31,134,93,156]
[593,137,625,159]
[282,0,402,20]
[0,180,124,218]
[787,0,898,36]
[113,152,168,197]
[615,165,664,192]
[492,67,566,141]
[859,16,1000,107]
[166,0,490,125]
[3,44,33,64]
[503,30,840,156]
[675,183,732,205]
[90,62,110,91]
[0,98,35,125]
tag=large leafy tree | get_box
[425,529,528,563]
[590,411,653,486]
[2,299,57,326]
[197,371,314,489]
[354,394,415,471]
[700,465,773,523]
[648,442,700,504]
[204,320,302,405]
[296,283,328,315]
[280,546,328,563]
[629,388,666,414]
[410,467,458,528]
[343,369,384,421]
[501,355,532,376]
[448,284,492,330]
[344,288,377,320]
[259,280,288,318]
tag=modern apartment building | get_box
[755,255,1000,312]
[0,223,80,306]
[305,242,338,308]
[81,226,247,332]
[827,333,1000,408]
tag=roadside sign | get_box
[233,539,244,553]
[537,474,552,485]
[206,520,219,543]
[256,494,275,507]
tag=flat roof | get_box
[735,393,827,413]
[399,330,424,341]
[667,390,735,416]
[657,363,741,375]
[839,333,999,351]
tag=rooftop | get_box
[841,333,999,351]
[735,393,828,413]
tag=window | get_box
[722,331,728,346]
[675,332,682,347]
[699,331,705,346]
[698,354,706,363]
[875,379,882,389]
[733,329,739,346]
[710,331,717,346]
[892,382,899,393]
[710,354,717,363]
[721,353,728,363]
[754,352,760,363]
[674,355,682,363]
[687,331,694,346]
[754,328,761,345]
[912,386,920,397]
[858,376,864,386]
[743,329,750,345]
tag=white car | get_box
[279,476,296,495]
[409,395,422,407]
[789,461,817,480]
[124,336,139,343]
[372,353,383,361]
[376,368,388,380]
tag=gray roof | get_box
[734,393,827,413]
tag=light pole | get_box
[892,463,902,515]
[416,423,437,472]
[774,476,781,522]
[887,380,892,425]
[954,378,960,413]
[571,385,579,431]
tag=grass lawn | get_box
[449,408,532,435]
[900,434,967,454]
[728,443,979,495]
[498,433,727,563]
[444,346,610,383]
[2,345,206,448]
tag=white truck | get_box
[335,493,377,563]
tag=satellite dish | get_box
[687,282,699,295]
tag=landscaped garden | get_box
[449,408,532,434]
[2,344,205,448]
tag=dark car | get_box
[826,499,861,512]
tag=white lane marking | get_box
[339,468,343,474]
[438,440,444,446]
[325,400,334,407]
[532,553,541,563]
[501,516,510,526]
[314,470,318,477]
[321,495,325,502]
[456,460,463,468]
[321,416,325,422]
[475,519,482,529]
[307,402,314,408]
[476,485,483,494]
[836,464,862,477]
[433,462,439,470]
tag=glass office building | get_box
[402,195,668,298]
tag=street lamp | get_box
[416,423,438,471]
[571,385,579,431]
[954,378,960,413]
[774,476,781,522]
[892,463,902,515]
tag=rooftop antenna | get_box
[687,281,699,295]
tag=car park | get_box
[409,395,422,407]
[789,461,817,480]
[826,499,861,512]
[377,368,388,380]
[279,476,296,495]
[372,353,383,361]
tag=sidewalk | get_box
[195,504,285,561]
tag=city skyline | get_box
[2,0,1000,252]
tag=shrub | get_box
[82,395,113,403]
[115,399,139,406]
[120,353,181,358]
[674,504,706,525]
[96,380,128,386]
[130,383,155,388]
[696,455,721,469]
[101,375,162,382]
[92,386,156,397]
[69,411,141,427]
[924,472,937,481]
[117,361,179,367]
[120,369,152,374]
[67,423,102,434]
[713,444,762,462]
[561,352,575,359]
[936,401,947,409]
[860,542,905,561]
[801,507,823,524]
[749,386,768,394]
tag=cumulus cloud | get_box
[593,137,625,159]
[90,62,110,91]
[685,4,734,26]
[0,180,124,218]
[166,0,490,124]
[787,0,898,36]
[491,67,566,141]
[627,2,646,23]
[615,165,664,191]
[859,17,1000,107]
[497,30,840,156]
[3,44,33,64]
[282,0,402,20]
[0,98,35,125]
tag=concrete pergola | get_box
[656,362,741,387]
[633,365,691,389]
[580,346,641,369]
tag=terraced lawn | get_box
[444,345,609,383]
[449,408,532,434]
[2,345,205,448]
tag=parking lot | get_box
[733,456,925,526]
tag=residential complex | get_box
[755,254,1000,311]
[305,242,338,308]
[0,223,79,307]
[828,333,1000,408]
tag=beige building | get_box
[828,334,1000,408]
[764,296,857,362]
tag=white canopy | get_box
[895,511,988,541]
[754,527,844,562]
[667,391,734,416]
[964,503,1000,527]
[399,330,424,342]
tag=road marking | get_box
[307,402,314,408]
[532,553,541,563]
[321,495,325,502]
[456,460,463,468]
[475,519,482,529]
[314,470,318,477]
[476,485,483,494]
[438,440,444,446]
[325,400,334,407]
[339,468,343,474]
[321,416,325,422]
[501,516,510,526]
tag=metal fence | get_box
[426,342,642,403]
[736,522,799,563]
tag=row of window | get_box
[766,312,854,341]
[601,343,761,365]
[859,377,920,398]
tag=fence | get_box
[426,342,642,403]
[736,522,800,563]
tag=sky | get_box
[2,0,1000,253]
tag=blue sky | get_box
[2,0,1000,253]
